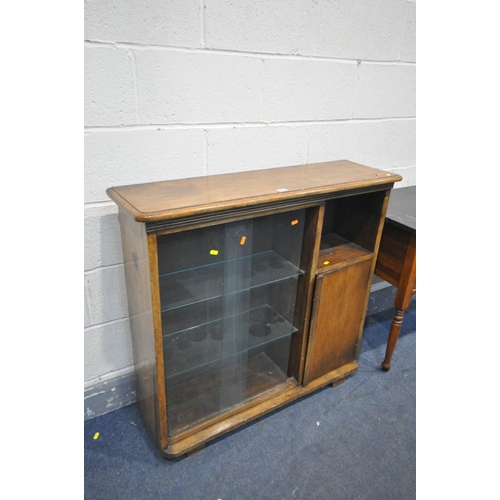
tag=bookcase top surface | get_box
[107,160,402,223]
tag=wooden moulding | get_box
[147,233,169,451]
[163,362,359,459]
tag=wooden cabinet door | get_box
[303,259,373,384]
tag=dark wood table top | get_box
[385,186,416,233]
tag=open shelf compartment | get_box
[317,191,386,269]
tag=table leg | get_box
[382,308,405,371]
[381,235,416,371]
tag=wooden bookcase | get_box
[107,160,401,458]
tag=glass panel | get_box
[163,296,299,379]
[158,251,304,312]
[160,209,306,436]
[165,339,292,435]
[161,296,224,336]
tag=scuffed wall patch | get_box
[84,372,136,420]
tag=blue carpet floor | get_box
[84,300,416,500]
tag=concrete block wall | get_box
[84,0,416,418]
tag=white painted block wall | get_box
[84,0,416,418]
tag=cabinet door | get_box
[304,259,372,384]
[157,209,307,436]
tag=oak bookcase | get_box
[107,160,401,458]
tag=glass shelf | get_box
[163,304,298,379]
[159,250,305,312]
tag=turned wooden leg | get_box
[381,308,405,371]
[381,235,416,372]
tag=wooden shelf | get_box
[317,233,373,271]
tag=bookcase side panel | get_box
[118,207,161,449]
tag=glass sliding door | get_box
[157,209,306,436]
